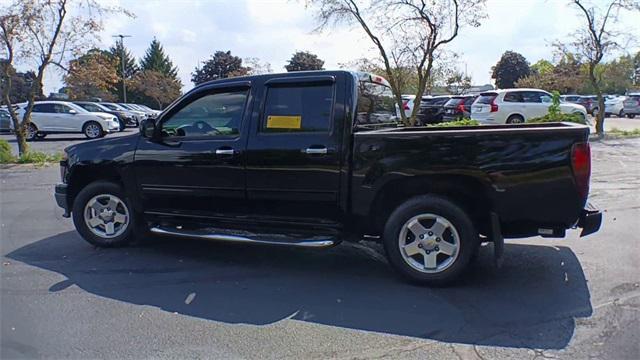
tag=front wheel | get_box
[383,195,478,285]
[72,181,135,247]
[618,110,624,118]
[83,121,103,139]
[25,123,38,141]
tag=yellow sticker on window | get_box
[266,115,302,129]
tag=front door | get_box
[245,75,345,225]
[134,82,252,217]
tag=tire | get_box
[628,114,636,119]
[72,181,135,247]
[35,133,47,140]
[506,115,524,124]
[83,121,103,139]
[382,195,478,286]
[25,123,37,141]
[118,119,126,132]
[618,110,624,118]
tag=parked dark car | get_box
[0,109,12,133]
[442,95,477,121]
[576,96,599,115]
[73,101,134,131]
[416,96,452,125]
[54,70,601,285]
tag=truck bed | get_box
[351,122,591,237]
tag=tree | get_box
[128,70,181,109]
[63,49,119,101]
[0,0,129,155]
[191,50,250,85]
[311,0,486,126]
[244,57,272,75]
[491,51,530,89]
[109,41,139,101]
[563,0,640,135]
[0,61,43,103]
[285,51,325,72]
[445,71,472,94]
[341,57,420,94]
[140,38,178,78]
[516,53,585,94]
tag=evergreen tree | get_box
[140,38,178,78]
[491,51,531,89]
[109,42,139,102]
[109,41,139,79]
[191,50,249,85]
[285,51,325,72]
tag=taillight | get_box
[457,103,465,113]
[571,142,591,199]
[490,98,498,112]
[402,100,410,110]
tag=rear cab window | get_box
[355,80,397,126]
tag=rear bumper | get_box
[54,183,70,218]
[577,202,602,237]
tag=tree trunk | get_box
[15,125,28,156]
[589,65,605,135]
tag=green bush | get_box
[0,139,15,163]
[428,119,480,127]
[17,151,64,166]
[527,91,587,125]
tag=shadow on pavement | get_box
[7,231,592,349]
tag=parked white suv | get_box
[17,101,120,140]
[471,89,588,124]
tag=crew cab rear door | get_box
[244,74,346,224]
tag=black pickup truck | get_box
[54,70,601,285]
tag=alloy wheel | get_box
[83,194,130,239]
[398,213,460,273]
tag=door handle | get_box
[215,148,236,155]
[304,147,328,155]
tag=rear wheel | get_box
[628,114,636,119]
[83,121,103,139]
[506,115,524,124]
[383,195,478,285]
[72,181,135,247]
[618,109,624,118]
[118,118,126,132]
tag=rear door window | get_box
[504,92,524,103]
[32,104,55,113]
[262,84,334,132]
[521,91,543,103]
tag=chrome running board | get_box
[149,226,337,248]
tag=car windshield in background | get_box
[444,98,465,107]
[355,81,398,128]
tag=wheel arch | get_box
[506,112,525,122]
[67,164,125,213]
[367,175,493,237]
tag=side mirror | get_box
[140,118,156,138]
[68,109,77,115]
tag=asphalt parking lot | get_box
[1,130,639,359]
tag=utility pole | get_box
[112,34,132,102]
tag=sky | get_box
[32,0,640,94]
